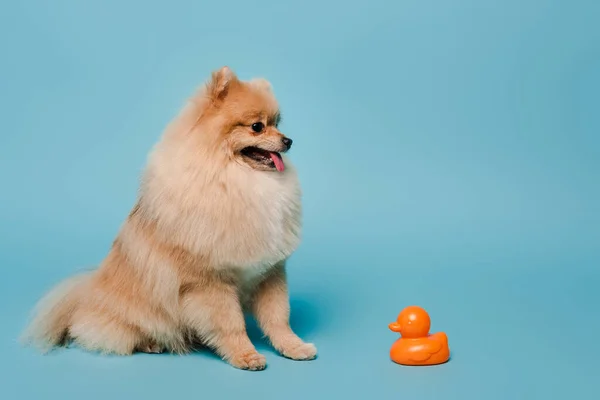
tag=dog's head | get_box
[198,66,292,172]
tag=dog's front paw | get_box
[229,350,267,371]
[281,342,317,361]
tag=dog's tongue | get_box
[269,152,285,172]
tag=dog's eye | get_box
[251,122,264,133]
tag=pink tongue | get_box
[269,152,285,172]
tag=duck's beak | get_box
[388,322,402,333]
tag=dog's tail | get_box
[21,272,92,352]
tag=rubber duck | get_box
[388,305,450,366]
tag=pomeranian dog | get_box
[22,66,316,370]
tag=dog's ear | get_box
[249,78,272,93]
[207,66,236,102]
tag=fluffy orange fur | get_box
[21,66,316,370]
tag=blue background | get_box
[1,0,599,398]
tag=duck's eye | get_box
[251,122,264,133]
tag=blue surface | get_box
[1,0,599,399]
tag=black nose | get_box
[282,137,293,149]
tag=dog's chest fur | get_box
[144,155,302,283]
[217,162,302,274]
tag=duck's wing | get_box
[407,338,444,363]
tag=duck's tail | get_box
[20,272,92,352]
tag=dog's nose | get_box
[282,137,293,149]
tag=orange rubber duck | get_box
[388,305,450,366]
